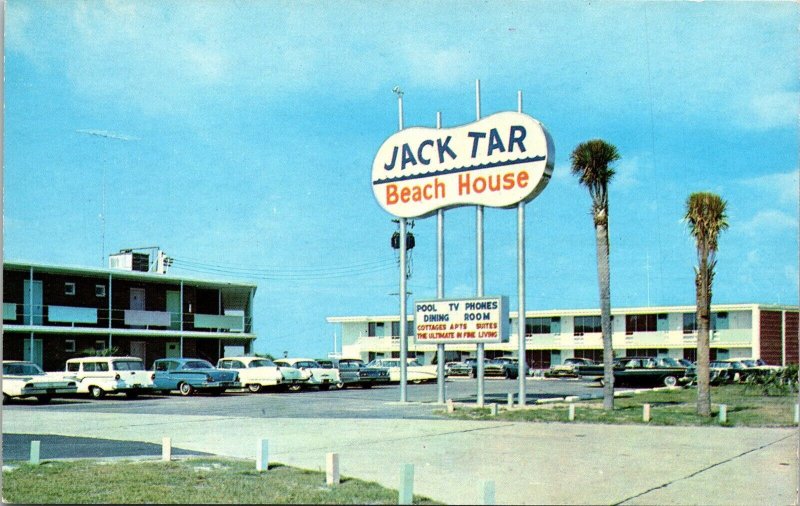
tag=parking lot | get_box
[2,377,603,419]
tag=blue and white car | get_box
[152,358,240,396]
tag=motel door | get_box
[166,342,181,358]
[23,280,43,325]
[24,339,43,368]
[166,291,181,330]
[130,341,146,363]
[130,288,146,310]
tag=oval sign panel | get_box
[372,111,554,218]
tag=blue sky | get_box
[4,1,798,358]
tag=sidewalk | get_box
[4,409,797,505]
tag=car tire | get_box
[2,393,10,404]
[179,383,194,396]
[335,381,345,390]
[468,369,476,379]
[287,384,302,393]
[598,378,605,387]
[663,375,678,387]
[89,386,105,399]
[36,395,51,404]
[504,369,513,379]
[411,379,424,385]
[247,384,263,394]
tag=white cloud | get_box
[739,209,798,236]
[741,170,799,207]
[744,92,799,130]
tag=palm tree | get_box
[571,139,620,411]
[685,192,728,416]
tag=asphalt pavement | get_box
[3,379,798,505]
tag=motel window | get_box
[573,315,601,336]
[527,317,561,335]
[96,284,106,297]
[65,282,76,296]
[368,322,384,337]
[391,321,400,337]
[712,312,729,330]
[683,313,697,334]
[625,314,657,335]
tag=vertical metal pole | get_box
[517,90,527,406]
[180,280,184,357]
[28,267,34,364]
[436,111,446,405]
[475,79,485,407]
[397,90,408,403]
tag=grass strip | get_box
[442,384,798,426]
[2,457,441,504]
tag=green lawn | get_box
[2,458,441,504]
[442,384,798,427]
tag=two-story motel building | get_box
[3,253,257,371]
[327,303,799,368]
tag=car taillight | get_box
[114,374,121,380]
[151,373,156,380]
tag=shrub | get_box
[744,365,798,396]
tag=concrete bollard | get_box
[643,404,651,423]
[446,399,455,413]
[29,440,40,465]
[256,438,269,472]
[718,404,727,424]
[480,480,496,505]
[568,403,575,421]
[794,404,799,424]
[507,393,514,407]
[490,403,498,416]
[326,452,340,486]
[162,437,172,461]
[399,463,414,505]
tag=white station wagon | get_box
[217,356,306,393]
[2,360,78,403]
[66,356,154,399]
[274,358,340,391]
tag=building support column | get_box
[180,280,184,357]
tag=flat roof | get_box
[326,302,799,323]
[4,260,258,290]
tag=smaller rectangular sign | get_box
[414,296,509,344]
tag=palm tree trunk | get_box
[595,221,614,410]
[696,253,712,416]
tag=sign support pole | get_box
[475,79,485,407]
[517,90,527,406]
[396,89,408,403]
[436,112,446,405]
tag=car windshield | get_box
[182,360,213,370]
[3,363,44,375]
[112,360,145,371]
[249,359,275,368]
[658,358,680,367]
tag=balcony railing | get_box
[4,303,252,334]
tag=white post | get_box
[794,404,798,424]
[718,404,727,424]
[326,453,340,486]
[256,438,269,472]
[507,392,514,407]
[162,437,172,461]
[30,440,41,465]
[568,403,575,421]
[643,404,651,423]
[446,399,455,414]
[399,463,414,505]
[490,403,498,416]
[480,480,496,505]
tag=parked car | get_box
[676,359,695,368]
[737,358,782,372]
[152,358,240,396]
[445,361,476,378]
[274,358,340,390]
[366,358,437,384]
[577,356,689,388]
[2,360,78,403]
[217,356,305,393]
[485,357,520,379]
[318,358,390,389]
[548,358,596,378]
[65,356,154,399]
